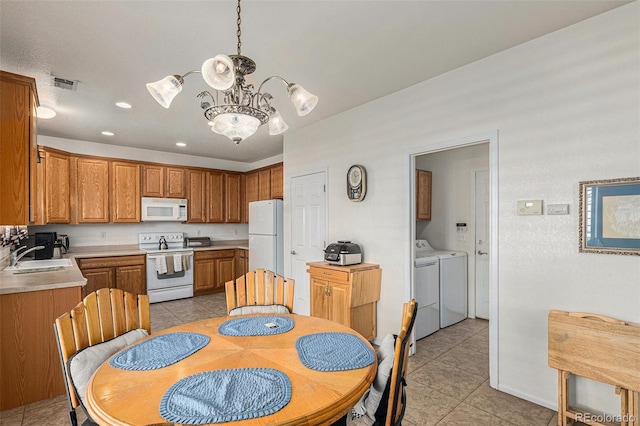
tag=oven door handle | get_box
[147,253,193,260]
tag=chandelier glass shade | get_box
[146,0,318,144]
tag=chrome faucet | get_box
[11,245,45,267]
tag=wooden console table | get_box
[308,262,381,341]
[548,310,640,426]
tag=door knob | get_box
[290,250,297,255]
[478,250,488,255]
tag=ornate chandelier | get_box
[146,0,318,144]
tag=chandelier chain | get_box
[236,0,242,55]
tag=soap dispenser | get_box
[159,236,168,250]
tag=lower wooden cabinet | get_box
[76,255,146,297]
[194,249,236,295]
[0,286,81,410]
[235,249,248,278]
[307,262,382,341]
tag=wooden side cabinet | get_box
[76,255,146,297]
[416,169,432,221]
[307,262,382,341]
[0,70,38,225]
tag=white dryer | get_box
[429,250,468,328]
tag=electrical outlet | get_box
[196,229,202,236]
[100,231,106,239]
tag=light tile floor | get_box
[1,292,563,425]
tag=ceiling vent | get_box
[53,76,78,91]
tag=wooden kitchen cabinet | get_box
[0,70,38,225]
[111,161,140,223]
[270,163,283,199]
[235,249,248,279]
[193,249,236,295]
[141,164,164,197]
[43,150,71,223]
[258,169,272,200]
[165,167,186,198]
[76,255,146,297]
[141,164,186,198]
[307,262,382,341]
[416,169,432,221]
[186,169,207,223]
[225,173,242,223]
[0,286,81,410]
[77,157,110,223]
[207,170,225,223]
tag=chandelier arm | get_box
[181,70,202,80]
[255,75,291,107]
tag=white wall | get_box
[284,3,639,413]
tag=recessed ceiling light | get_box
[115,102,132,109]
[36,106,56,119]
[101,131,115,136]
[176,142,187,147]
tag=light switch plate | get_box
[517,200,543,215]
[547,204,569,215]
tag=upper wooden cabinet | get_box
[243,163,283,223]
[0,71,38,225]
[77,157,110,223]
[141,165,186,198]
[416,169,432,221]
[225,173,242,223]
[43,150,71,223]
[141,164,164,198]
[165,167,186,198]
[186,169,207,223]
[270,163,283,199]
[207,171,224,223]
[110,161,140,223]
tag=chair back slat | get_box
[246,272,256,305]
[265,272,275,304]
[276,275,285,306]
[83,292,104,346]
[71,303,90,350]
[256,269,265,304]
[96,289,115,340]
[123,291,139,330]
[225,269,295,313]
[385,299,417,426]
[53,288,151,412]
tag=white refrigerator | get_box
[248,199,284,276]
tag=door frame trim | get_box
[405,130,499,389]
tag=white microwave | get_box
[141,197,188,222]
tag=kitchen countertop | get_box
[0,240,248,295]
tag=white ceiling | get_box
[1,0,629,163]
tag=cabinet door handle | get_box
[290,250,297,255]
[325,285,330,297]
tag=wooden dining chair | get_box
[384,298,417,426]
[225,269,295,315]
[53,288,151,426]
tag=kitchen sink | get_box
[4,258,73,274]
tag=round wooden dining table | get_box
[85,314,377,426]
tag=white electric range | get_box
[139,232,194,303]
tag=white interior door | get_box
[475,169,490,319]
[290,171,327,315]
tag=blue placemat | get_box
[109,332,209,371]
[296,332,375,371]
[159,368,291,424]
[218,315,294,336]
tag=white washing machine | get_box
[414,240,440,339]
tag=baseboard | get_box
[496,382,557,412]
